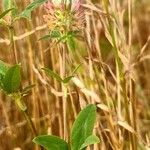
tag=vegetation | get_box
[0,0,150,149]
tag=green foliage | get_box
[2,0,13,11]
[42,67,63,82]
[0,61,27,111]
[63,76,74,84]
[18,0,48,20]
[72,64,82,75]
[66,31,78,51]
[50,30,62,39]
[14,93,27,111]
[67,35,76,51]
[0,60,9,78]
[33,104,99,150]
[71,104,97,150]
[58,31,78,43]
[42,68,74,84]
[0,60,9,89]
[0,8,15,19]
[38,34,52,41]
[1,64,21,93]
[38,30,61,41]
[21,84,36,96]
[42,64,81,84]
[2,0,18,18]
[33,135,69,150]
[79,135,100,150]
[39,30,78,52]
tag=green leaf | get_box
[60,64,82,84]
[42,68,63,82]
[53,31,78,44]
[72,64,82,75]
[0,8,14,19]
[11,2,18,18]
[63,76,74,84]
[79,135,100,150]
[58,31,78,45]
[58,34,68,43]
[2,0,18,18]
[33,135,69,150]
[68,30,79,36]
[38,34,52,41]
[50,30,61,38]
[2,64,21,93]
[71,104,97,150]
[67,36,76,51]
[18,0,48,20]
[0,60,9,78]
[0,60,9,89]
[38,30,61,41]
[21,84,35,96]
[2,0,12,11]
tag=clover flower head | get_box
[43,0,85,32]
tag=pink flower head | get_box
[45,1,54,10]
[44,1,54,15]
[71,0,82,12]
[43,0,85,32]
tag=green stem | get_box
[9,25,18,64]
[23,110,37,136]
[13,94,37,136]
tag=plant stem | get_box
[9,26,18,64]
[59,44,68,141]
[14,95,37,136]
[23,110,37,136]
